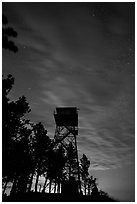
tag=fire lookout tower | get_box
[54,107,81,194]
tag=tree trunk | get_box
[69,165,71,180]
[10,177,18,196]
[49,179,52,193]
[54,181,57,193]
[35,172,39,192]
[39,184,42,192]
[2,179,8,195]
[42,176,48,193]
[88,184,90,195]
[28,171,35,192]
[57,182,60,193]
[84,182,86,195]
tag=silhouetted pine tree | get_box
[2,14,18,52]
[46,145,66,193]
[65,142,78,180]
[79,154,90,195]
[32,122,51,193]
[2,75,31,195]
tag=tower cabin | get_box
[54,107,78,127]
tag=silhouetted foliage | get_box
[2,75,31,194]
[65,142,78,180]
[80,154,90,195]
[46,145,67,193]
[2,14,18,52]
[32,122,51,192]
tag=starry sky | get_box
[2,2,135,201]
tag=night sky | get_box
[2,2,135,201]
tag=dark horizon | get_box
[2,2,135,201]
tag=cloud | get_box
[77,100,134,170]
[35,71,134,170]
[3,3,134,170]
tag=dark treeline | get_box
[2,14,117,202]
[2,74,102,197]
